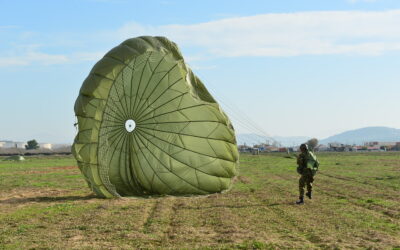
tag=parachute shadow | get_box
[0,194,98,204]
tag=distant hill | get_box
[237,127,400,147]
[236,133,310,147]
[320,127,400,145]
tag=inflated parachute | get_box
[72,36,239,198]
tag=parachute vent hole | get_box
[125,119,136,132]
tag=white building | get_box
[0,141,23,148]
[0,141,54,149]
[39,143,52,150]
[365,141,397,147]
[315,144,329,152]
[378,142,397,147]
[15,142,28,149]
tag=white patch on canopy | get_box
[125,119,136,132]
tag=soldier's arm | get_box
[297,154,305,167]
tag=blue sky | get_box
[1,0,400,143]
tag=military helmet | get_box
[300,143,309,151]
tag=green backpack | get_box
[307,151,319,175]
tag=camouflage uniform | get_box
[297,150,319,199]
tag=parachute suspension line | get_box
[218,107,267,145]
[217,95,278,144]
[191,71,279,146]
[219,101,277,146]
[223,99,275,141]
[218,99,272,138]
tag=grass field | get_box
[0,153,399,249]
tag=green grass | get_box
[0,153,399,249]
[0,156,82,191]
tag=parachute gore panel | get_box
[72,36,239,197]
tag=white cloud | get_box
[189,64,217,71]
[116,9,400,57]
[0,43,105,67]
[1,9,400,67]
[71,52,105,61]
[0,50,68,67]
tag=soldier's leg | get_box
[299,175,306,198]
[306,177,313,194]
[306,172,313,199]
[297,175,306,204]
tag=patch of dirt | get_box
[237,176,251,184]
[19,170,55,174]
[13,166,78,175]
[50,166,77,170]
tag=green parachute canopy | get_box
[72,36,239,198]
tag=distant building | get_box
[265,146,280,152]
[252,147,260,155]
[328,143,353,152]
[238,145,252,153]
[253,143,270,152]
[0,141,27,148]
[364,141,400,151]
[15,142,28,149]
[367,146,382,152]
[0,141,15,148]
[365,141,396,147]
[278,147,287,152]
[352,146,364,152]
[0,141,55,149]
[315,144,329,152]
[52,144,72,149]
[39,143,52,150]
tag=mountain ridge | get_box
[319,126,400,145]
[237,126,400,146]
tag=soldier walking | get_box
[296,143,319,204]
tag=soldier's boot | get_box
[306,191,312,199]
[295,197,304,205]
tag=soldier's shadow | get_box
[182,202,286,210]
